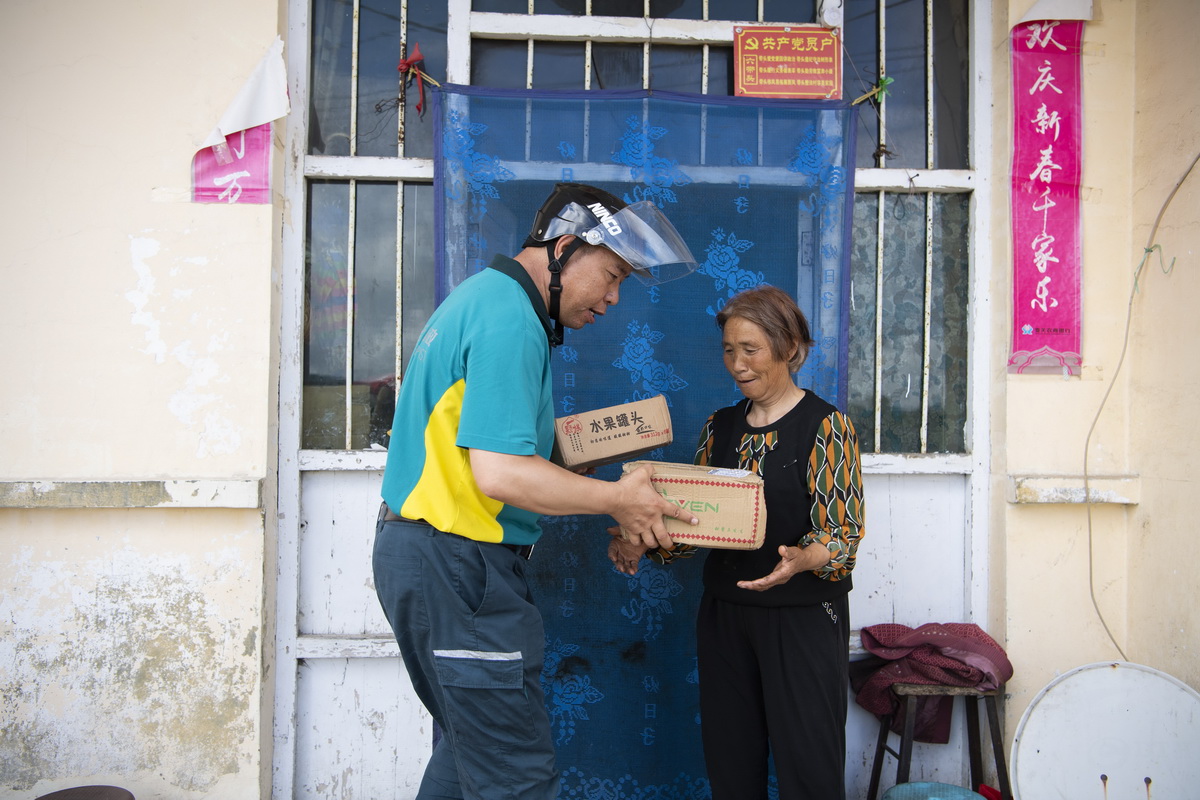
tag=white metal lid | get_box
[1011,661,1200,799]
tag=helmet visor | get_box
[542,200,698,286]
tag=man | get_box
[373,183,699,800]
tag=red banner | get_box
[1008,20,1084,374]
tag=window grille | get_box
[297,0,972,455]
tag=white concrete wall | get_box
[0,0,281,796]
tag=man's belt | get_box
[380,502,535,560]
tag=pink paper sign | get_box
[1008,21,1084,374]
[192,123,272,204]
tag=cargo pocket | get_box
[434,649,539,747]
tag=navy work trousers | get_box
[372,513,558,800]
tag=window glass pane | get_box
[927,193,969,452]
[844,0,880,167]
[471,40,528,88]
[309,0,354,156]
[702,101,756,166]
[357,0,402,158]
[763,0,814,23]
[303,182,437,450]
[592,43,643,90]
[532,0,575,13]
[878,191,926,453]
[352,183,398,449]
[847,192,879,452]
[932,0,969,169]
[708,0,759,21]
[401,184,437,373]
[304,180,351,448]
[533,41,585,89]
[532,44,587,161]
[474,0,526,11]
[883,0,927,168]
[849,192,968,454]
[402,0,449,158]
[708,44,734,95]
[649,44,703,93]
[372,183,437,449]
[652,0,702,19]
[309,0,446,158]
[591,0,648,16]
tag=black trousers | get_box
[696,592,851,800]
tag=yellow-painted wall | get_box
[0,0,280,796]
[998,0,1200,756]
[1126,0,1200,685]
[0,2,277,480]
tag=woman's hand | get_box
[607,525,649,575]
[736,542,831,592]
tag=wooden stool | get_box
[866,683,1012,800]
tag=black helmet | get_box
[526,182,696,347]
[526,183,698,286]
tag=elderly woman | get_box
[611,285,865,800]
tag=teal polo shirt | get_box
[380,255,556,545]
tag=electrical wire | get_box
[1082,148,1200,663]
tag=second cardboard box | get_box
[621,460,766,550]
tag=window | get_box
[300,0,446,449]
[298,0,972,454]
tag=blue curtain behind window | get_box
[433,84,856,797]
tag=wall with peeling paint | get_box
[0,0,278,796]
[997,0,1200,749]
[1,510,265,798]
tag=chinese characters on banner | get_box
[734,26,842,99]
[1009,20,1084,374]
[192,123,272,204]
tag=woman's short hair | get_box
[716,285,815,373]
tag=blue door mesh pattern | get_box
[431,84,857,797]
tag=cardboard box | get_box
[621,460,767,550]
[551,395,673,471]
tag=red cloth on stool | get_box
[851,622,1013,743]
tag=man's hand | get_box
[607,526,649,575]
[610,463,697,550]
[736,542,831,592]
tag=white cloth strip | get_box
[433,649,522,661]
